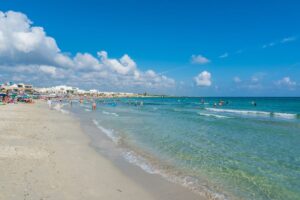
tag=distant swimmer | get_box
[219,100,225,106]
[251,101,257,106]
[92,102,97,111]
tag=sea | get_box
[60,97,300,200]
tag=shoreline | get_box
[0,101,202,200]
[78,113,205,200]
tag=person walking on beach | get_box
[47,98,52,109]
[92,101,97,111]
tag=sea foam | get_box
[53,103,69,114]
[206,108,297,119]
[92,120,120,143]
[121,150,228,200]
[272,112,297,119]
[102,111,119,117]
[198,112,231,119]
[122,151,158,174]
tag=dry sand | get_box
[0,102,156,200]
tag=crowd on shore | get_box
[0,81,151,106]
[0,94,34,105]
[0,82,36,105]
[0,91,35,105]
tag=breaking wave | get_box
[198,112,231,119]
[206,108,298,119]
[102,111,119,117]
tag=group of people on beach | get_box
[0,93,34,105]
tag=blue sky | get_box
[0,0,299,96]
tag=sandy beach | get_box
[0,102,158,200]
[1,3,299,199]
[0,102,202,200]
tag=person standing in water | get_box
[201,98,205,104]
[92,101,97,111]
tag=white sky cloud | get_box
[276,77,296,87]
[219,53,228,58]
[194,71,212,86]
[251,76,259,83]
[39,65,57,76]
[281,36,297,43]
[233,76,241,83]
[251,73,265,83]
[191,54,210,64]
[262,36,297,48]
[0,10,175,92]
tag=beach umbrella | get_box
[10,94,17,98]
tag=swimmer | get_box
[219,100,225,106]
[92,102,97,111]
[201,98,205,104]
[251,101,257,106]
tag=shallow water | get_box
[69,97,300,200]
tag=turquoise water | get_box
[73,97,300,200]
